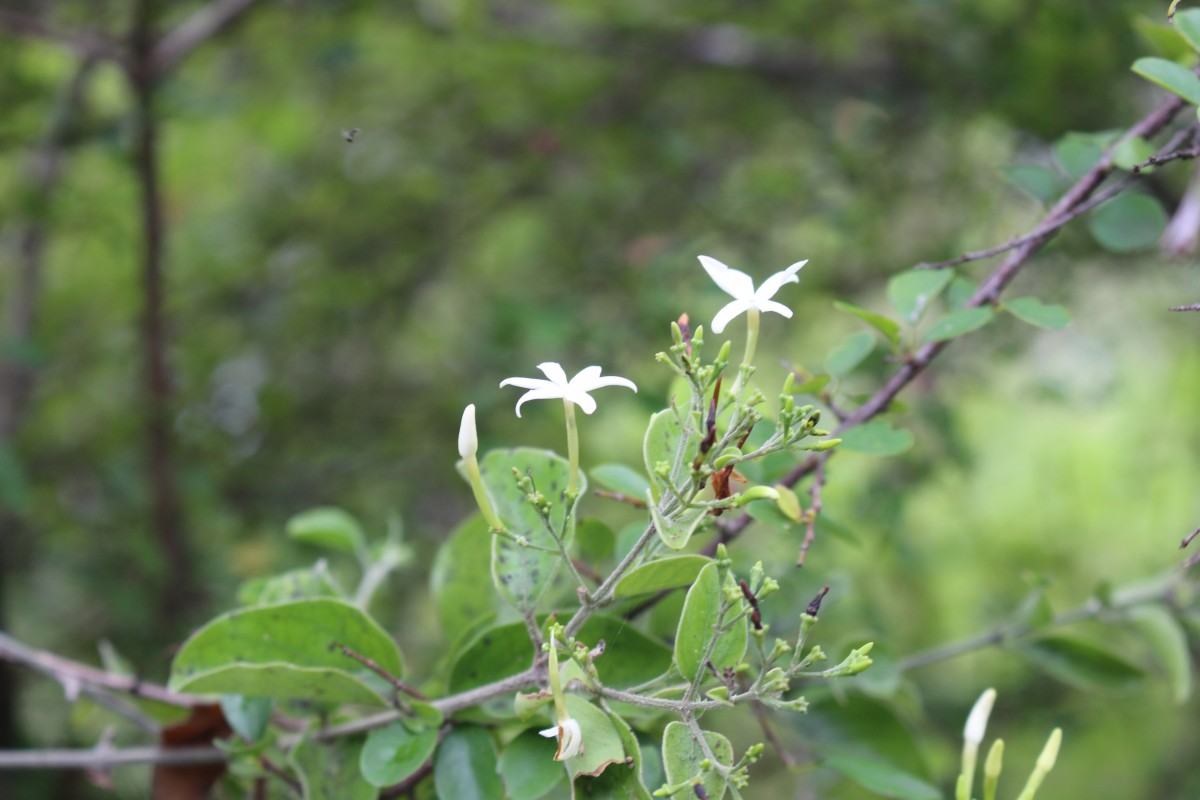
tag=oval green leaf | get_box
[832,301,901,346]
[643,409,699,502]
[1022,632,1146,691]
[887,269,953,324]
[614,555,712,599]
[825,332,876,377]
[169,599,403,706]
[591,463,652,499]
[1005,297,1072,330]
[1175,9,1200,51]
[1132,56,1200,105]
[431,514,499,643]
[1128,604,1193,704]
[838,419,914,456]
[1088,193,1168,253]
[661,721,732,800]
[480,447,582,613]
[921,306,995,343]
[220,695,273,742]
[498,729,566,800]
[286,507,365,555]
[674,563,747,681]
[1000,163,1063,205]
[434,725,504,800]
[361,720,441,787]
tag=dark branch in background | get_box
[0,58,99,789]
[0,10,125,65]
[706,91,1189,554]
[129,0,199,627]
[151,0,261,73]
[919,129,1198,271]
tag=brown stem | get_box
[336,644,427,701]
[129,0,197,624]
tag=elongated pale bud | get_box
[958,688,996,800]
[459,404,478,460]
[1015,728,1062,800]
[965,688,997,747]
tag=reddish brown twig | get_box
[335,644,427,701]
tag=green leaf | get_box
[648,500,708,551]
[824,752,940,800]
[945,275,978,311]
[614,556,712,599]
[169,599,403,706]
[498,729,566,800]
[1005,297,1072,330]
[887,270,953,324]
[674,563,747,681]
[1088,193,1168,253]
[286,507,366,555]
[838,420,914,456]
[1113,136,1157,171]
[921,306,995,343]
[661,722,732,800]
[220,695,273,742]
[832,301,901,346]
[590,463,651,499]
[643,409,699,502]
[450,615,671,696]
[434,725,504,800]
[1176,9,1200,51]
[561,695,627,779]
[576,711,652,800]
[431,514,499,643]
[1134,14,1193,60]
[361,718,441,787]
[1000,164,1064,205]
[1132,57,1200,105]
[789,372,832,395]
[1128,604,1193,704]
[1022,632,1146,691]
[290,735,376,800]
[249,563,345,605]
[480,447,582,613]
[575,518,616,562]
[1053,132,1111,182]
[824,332,876,377]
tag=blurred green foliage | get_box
[3,0,1200,798]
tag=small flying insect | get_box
[341,127,360,143]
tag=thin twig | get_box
[593,489,648,508]
[919,129,1196,271]
[0,745,224,770]
[796,460,826,567]
[0,631,203,708]
[336,644,426,701]
[1170,303,1200,311]
[258,755,300,794]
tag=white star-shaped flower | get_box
[539,716,584,761]
[699,254,808,333]
[500,362,637,417]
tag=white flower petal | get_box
[514,387,565,417]
[539,726,559,739]
[572,371,637,394]
[566,389,598,415]
[712,300,751,333]
[556,717,583,760]
[754,299,794,319]
[536,362,569,387]
[698,255,755,300]
[500,376,555,390]
[755,260,807,301]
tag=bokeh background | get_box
[3,1,1200,797]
